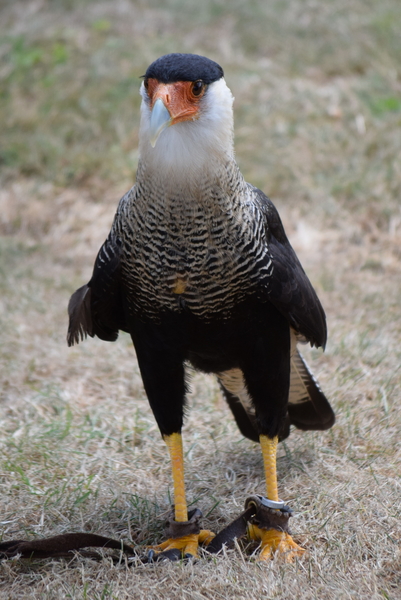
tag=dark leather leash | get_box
[0,496,293,563]
[0,533,134,561]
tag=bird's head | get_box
[138,54,235,181]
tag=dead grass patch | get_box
[1,0,401,598]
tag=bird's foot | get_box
[245,495,305,562]
[148,529,215,560]
[146,508,215,561]
[248,523,305,562]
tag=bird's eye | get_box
[144,78,149,92]
[192,80,205,97]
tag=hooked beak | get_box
[149,98,172,148]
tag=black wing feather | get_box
[253,187,327,348]
[67,284,93,346]
[67,234,126,346]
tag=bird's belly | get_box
[135,274,253,320]
[124,249,261,321]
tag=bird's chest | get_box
[122,196,269,320]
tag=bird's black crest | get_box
[144,53,224,84]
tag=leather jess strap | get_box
[0,496,292,563]
[0,533,136,561]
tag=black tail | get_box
[219,352,334,443]
[287,350,335,431]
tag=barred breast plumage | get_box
[111,160,273,322]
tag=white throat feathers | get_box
[138,78,235,189]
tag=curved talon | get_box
[248,523,305,562]
[155,548,183,562]
[198,529,216,546]
[148,529,216,560]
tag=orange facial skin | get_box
[145,78,206,124]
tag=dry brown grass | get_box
[1,1,400,598]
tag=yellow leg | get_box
[149,433,215,558]
[165,432,188,522]
[260,434,279,501]
[249,435,305,561]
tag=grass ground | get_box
[0,0,400,598]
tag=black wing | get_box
[67,233,127,346]
[253,186,327,349]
